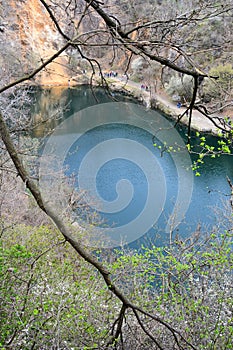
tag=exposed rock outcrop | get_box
[1,0,71,85]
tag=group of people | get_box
[104,71,118,78]
[140,84,149,91]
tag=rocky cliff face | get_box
[0,0,133,87]
[0,0,150,87]
[0,0,71,85]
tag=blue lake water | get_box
[35,85,233,248]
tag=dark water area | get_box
[33,85,233,248]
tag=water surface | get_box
[34,85,233,247]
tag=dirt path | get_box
[108,77,220,135]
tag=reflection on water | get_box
[32,85,132,137]
[34,86,233,247]
[32,87,68,137]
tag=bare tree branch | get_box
[0,43,70,94]
[0,109,197,348]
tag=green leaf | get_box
[33,309,39,316]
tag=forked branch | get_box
[0,110,197,348]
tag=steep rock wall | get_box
[2,0,71,85]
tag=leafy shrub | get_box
[166,74,194,102]
[0,224,232,349]
[130,57,149,82]
[203,64,233,101]
[0,226,118,349]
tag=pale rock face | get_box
[1,0,71,85]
